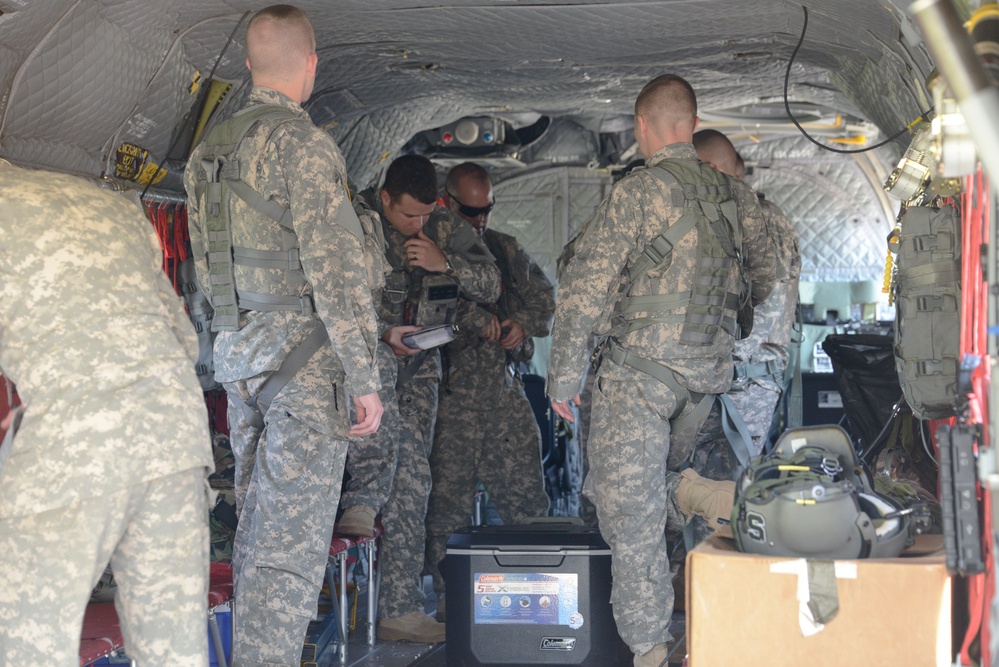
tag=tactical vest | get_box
[192,104,317,332]
[382,219,460,328]
[604,160,746,429]
[892,204,961,420]
[612,160,746,345]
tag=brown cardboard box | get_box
[686,535,950,667]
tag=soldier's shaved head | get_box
[245,5,317,102]
[635,75,697,135]
[633,74,699,159]
[445,162,489,193]
[693,129,739,178]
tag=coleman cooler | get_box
[444,522,630,666]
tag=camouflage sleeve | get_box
[444,216,501,304]
[504,237,556,338]
[547,185,639,400]
[459,301,496,336]
[182,147,213,306]
[281,132,380,396]
[734,180,777,307]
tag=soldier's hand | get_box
[499,319,526,349]
[550,395,581,423]
[382,325,423,357]
[1,406,21,431]
[350,392,383,437]
[482,315,502,342]
[403,230,448,273]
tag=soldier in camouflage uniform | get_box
[683,131,802,541]
[0,163,215,667]
[424,163,554,603]
[183,7,384,665]
[367,155,501,643]
[338,195,402,537]
[548,75,776,667]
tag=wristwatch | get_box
[443,256,458,280]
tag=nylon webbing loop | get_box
[238,324,329,429]
[718,393,754,474]
[734,359,782,382]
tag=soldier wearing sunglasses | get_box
[425,163,555,615]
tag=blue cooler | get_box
[444,523,630,666]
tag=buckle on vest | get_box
[299,294,316,316]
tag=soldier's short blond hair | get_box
[635,74,697,131]
[246,5,316,79]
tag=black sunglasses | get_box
[446,189,495,218]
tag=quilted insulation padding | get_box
[0,0,932,190]
[740,135,898,283]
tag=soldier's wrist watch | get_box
[443,256,458,279]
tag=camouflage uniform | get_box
[547,143,775,655]
[0,165,214,666]
[341,198,400,514]
[184,87,381,665]
[425,229,554,598]
[685,197,801,543]
[369,197,501,620]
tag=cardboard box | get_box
[686,535,950,667]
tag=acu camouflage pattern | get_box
[184,87,381,665]
[0,165,212,665]
[0,164,213,518]
[225,344,351,666]
[547,144,775,401]
[342,342,402,512]
[365,196,500,620]
[0,469,210,667]
[547,143,776,656]
[184,86,380,399]
[425,229,554,597]
[341,195,398,512]
[691,198,802,492]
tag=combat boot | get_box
[377,611,446,643]
[336,505,376,536]
[634,643,669,667]
[676,468,735,538]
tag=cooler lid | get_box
[446,523,610,552]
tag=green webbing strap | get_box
[226,175,293,228]
[734,360,782,382]
[396,349,430,389]
[787,303,804,430]
[627,210,700,282]
[232,246,301,271]
[237,291,315,315]
[604,338,711,433]
[718,393,754,475]
[237,324,328,429]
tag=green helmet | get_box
[732,425,915,559]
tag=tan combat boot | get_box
[676,468,735,538]
[634,643,669,667]
[336,504,376,536]
[377,611,446,643]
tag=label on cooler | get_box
[473,572,581,626]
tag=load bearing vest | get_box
[604,160,747,429]
[192,104,318,332]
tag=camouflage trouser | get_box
[0,468,210,667]
[425,376,550,597]
[680,379,783,549]
[576,367,598,527]
[584,368,701,656]
[377,373,437,619]
[341,342,402,513]
[225,346,351,666]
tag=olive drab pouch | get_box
[892,204,961,420]
[415,274,460,327]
